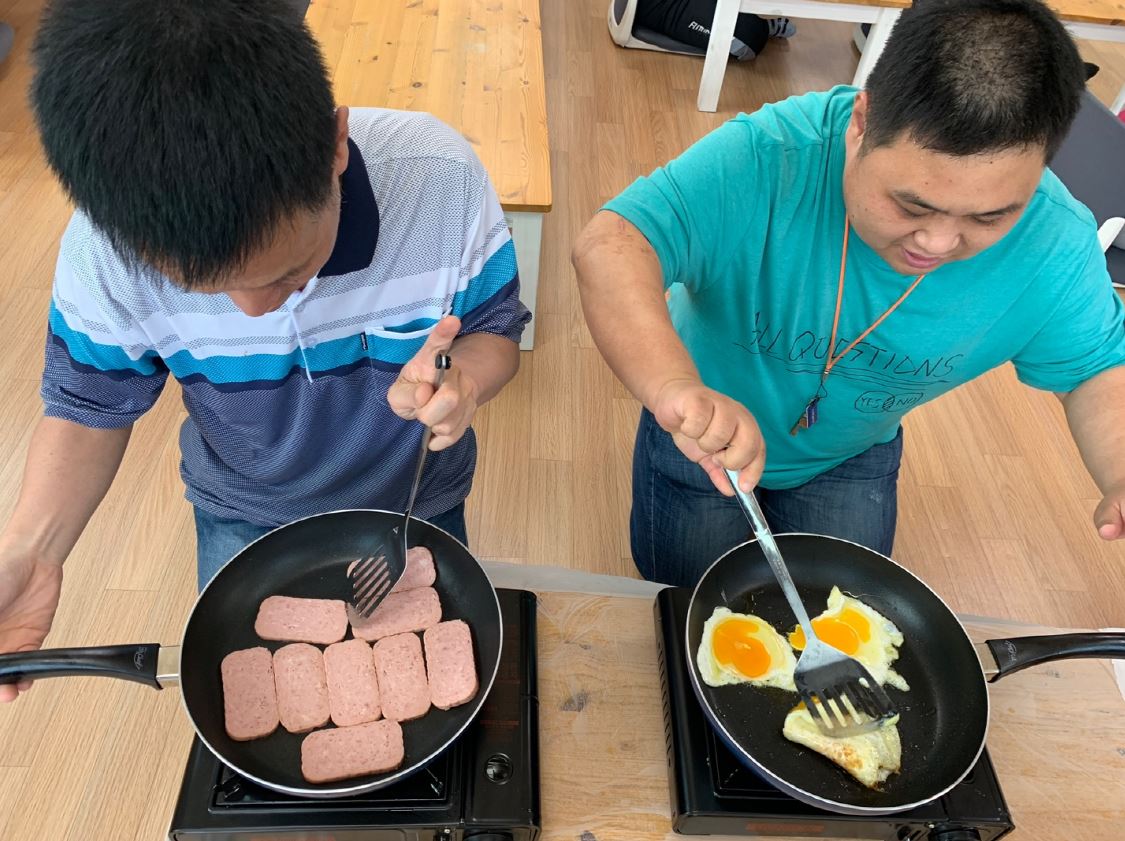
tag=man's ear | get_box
[333,106,350,177]
[850,91,869,143]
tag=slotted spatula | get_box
[724,468,898,737]
[349,353,451,620]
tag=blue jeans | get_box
[194,503,469,591]
[630,409,903,587]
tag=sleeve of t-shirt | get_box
[41,248,169,429]
[450,168,531,343]
[1012,238,1125,392]
[602,118,765,294]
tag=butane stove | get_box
[168,588,539,841]
[655,587,1016,841]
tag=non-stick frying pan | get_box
[0,509,502,798]
[686,533,1125,815]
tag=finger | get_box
[416,380,460,428]
[696,407,738,455]
[699,453,738,496]
[735,446,767,493]
[0,684,16,703]
[677,393,715,441]
[715,421,764,479]
[16,680,31,693]
[1094,498,1124,540]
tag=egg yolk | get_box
[789,607,872,655]
[711,618,772,678]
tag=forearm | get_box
[572,211,700,409]
[1062,365,1125,492]
[451,331,520,407]
[0,416,131,563]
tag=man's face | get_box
[167,107,352,316]
[843,93,1045,275]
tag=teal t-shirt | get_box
[604,86,1125,489]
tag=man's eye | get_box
[973,216,1002,227]
[898,205,925,218]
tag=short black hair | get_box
[863,0,1086,159]
[30,0,338,289]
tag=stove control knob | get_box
[484,752,513,783]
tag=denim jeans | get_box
[630,409,903,587]
[194,503,469,590]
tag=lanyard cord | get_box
[822,220,927,383]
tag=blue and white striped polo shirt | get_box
[42,107,530,526]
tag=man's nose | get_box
[226,289,282,317]
[912,222,961,257]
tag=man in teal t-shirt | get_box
[573,0,1125,586]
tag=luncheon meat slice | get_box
[301,719,405,783]
[351,587,442,641]
[255,596,348,645]
[371,632,431,722]
[273,643,331,734]
[221,647,279,741]
[423,620,478,710]
[391,546,437,592]
[324,638,382,727]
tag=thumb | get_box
[1094,495,1124,540]
[423,315,461,355]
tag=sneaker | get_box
[853,23,871,53]
[768,17,796,40]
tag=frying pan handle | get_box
[0,644,162,688]
[985,633,1125,682]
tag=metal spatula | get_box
[349,353,451,620]
[724,469,898,737]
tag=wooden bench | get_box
[307,0,552,349]
[698,0,1125,113]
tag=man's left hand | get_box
[1094,483,1125,540]
[387,315,479,451]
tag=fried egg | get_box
[788,587,909,691]
[782,704,902,789]
[697,607,797,690]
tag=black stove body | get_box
[169,588,539,841]
[656,586,1015,841]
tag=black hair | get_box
[30,0,338,289]
[863,0,1086,159]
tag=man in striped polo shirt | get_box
[0,0,529,702]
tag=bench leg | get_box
[506,211,543,350]
[852,8,901,89]
[697,0,741,112]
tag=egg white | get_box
[814,587,910,691]
[697,607,797,691]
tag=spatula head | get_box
[795,641,899,738]
[347,529,407,619]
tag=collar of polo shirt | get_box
[317,137,379,279]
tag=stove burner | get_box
[168,588,540,841]
[655,587,1015,839]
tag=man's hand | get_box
[0,542,64,703]
[1094,482,1125,540]
[651,378,766,495]
[387,315,480,451]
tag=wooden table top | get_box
[307,0,552,213]
[746,0,1124,27]
[532,586,1125,840]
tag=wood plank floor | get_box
[0,2,1122,837]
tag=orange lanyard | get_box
[790,220,928,435]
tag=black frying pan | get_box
[0,509,502,798]
[686,533,1125,815]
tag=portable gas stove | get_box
[168,588,539,841]
[656,587,1016,840]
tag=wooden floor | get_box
[0,1,1122,837]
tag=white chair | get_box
[697,0,903,112]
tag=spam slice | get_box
[221,647,279,741]
[351,587,441,641]
[391,546,437,592]
[255,596,348,645]
[301,719,405,783]
[273,643,331,734]
[423,620,478,710]
[372,632,431,722]
[324,638,382,727]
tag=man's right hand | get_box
[651,378,766,495]
[0,545,63,703]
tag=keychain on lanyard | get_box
[790,219,928,435]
